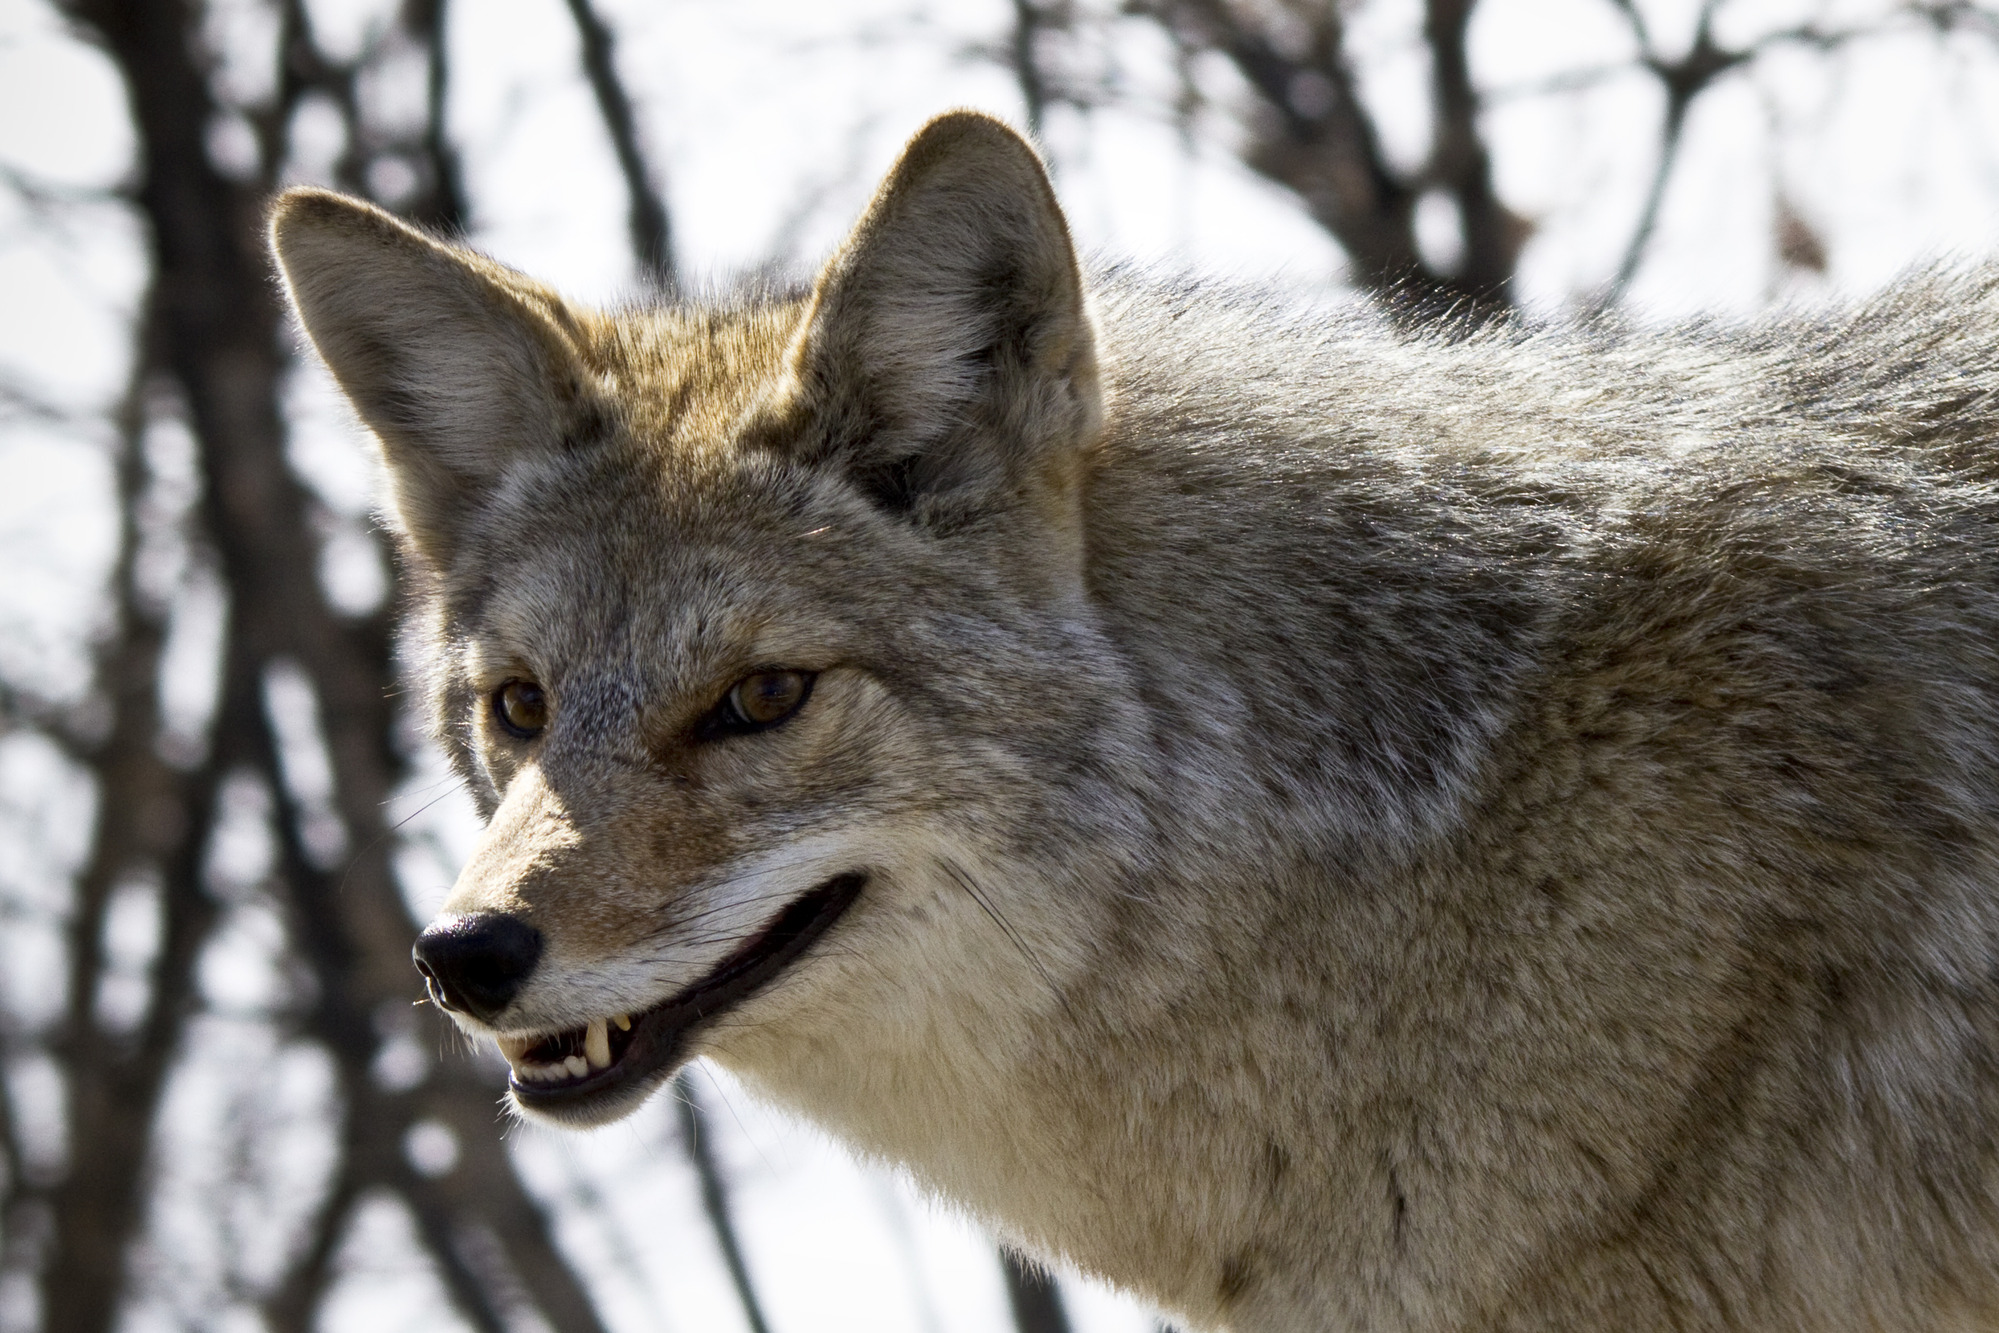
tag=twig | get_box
[675,1072,773,1333]
[1013,0,1053,134]
[407,0,471,230]
[1423,0,1520,303]
[1606,6,1747,301]
[1001,1250,1073,1333]
[261,1162,360,1333]
[562,0,675,290]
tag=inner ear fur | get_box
[765,110,1103,514]
[268,189,600,564]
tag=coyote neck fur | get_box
[269,110,1999,1333]
[735,284,1999,1332]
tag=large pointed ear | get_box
[268,189,600,566]
[756,111,1102,516]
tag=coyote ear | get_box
[767,111,1102,515]
[268,189,598,565]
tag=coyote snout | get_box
[410,912,543,1023]
[274,111,1999,1333]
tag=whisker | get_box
[937,856,1072,1017]
[387,776,473,833]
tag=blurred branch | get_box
[1011,0,1067,135]
[0,375,78,427]
[407,0,472,230]
[53,4,616,1332]
[1424,0,1525,304]
[399,1188,515,1333]
[563,0,675,289]
[0,162,125,209]
[0,1031,36,1293]
[676,1073,773,1333]
[1604,0,1745,300]
[261,1161,361,1333]
[32,272,232,1333]
[1493,0,1998,105]
[1594,0,1999,300]
[1431,0,1519,305]
[269,0,375,196]
[1130,0,1514,315]
[1001,1251,1073,1333]
[550,1166,676,1329]
[0,680,99,763]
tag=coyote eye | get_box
[494,679,549,739]
[717,670,814,734]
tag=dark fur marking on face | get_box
[1264,1139,1290,1189]
[1217,1250,1257,1306]
[1391,1166,1408,1253]
[560,398,612,452]
[854,451,925,515]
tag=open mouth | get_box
[501,872,866,1117]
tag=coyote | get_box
[270,112,1999,1332]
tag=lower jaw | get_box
[507,872,869,1125]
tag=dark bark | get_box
[563,0,675,288]
[38,347,230,1333]
[1136,0,1522,317]
[1013,0,1054,134]
[1422,0,1523,302]
[676,1075,773,1333]
[46,2,613,1330]
[1602,3,1747,299]
[407,0,472,231]
[260,1160,359,1333]
[1001,1251,1073,1333]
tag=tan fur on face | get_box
[273,111,1999,1333]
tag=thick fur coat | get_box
[270,111,1999,1332]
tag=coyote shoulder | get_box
[271,112,1999,1332]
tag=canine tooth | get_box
[564,1054,589,1078]
[613,1013,631,1031]
[585,1019,611,1068]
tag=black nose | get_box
[412,913,543,1023]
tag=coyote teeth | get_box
[585,1019,611,1069]
[492,1020,618,1084]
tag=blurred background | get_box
[0,0,1996,1330]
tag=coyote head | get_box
[270,113,1136,1126]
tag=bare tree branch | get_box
[45,7,617,1333]
[1424,0,1525,301]
[406,0,472,230]
[1012,0,1059,135]
[1132,0,1512,317]
[29,257,232,1333]
[676,1074,773,1333]
[562,0,675,289]
[0,370,93,427]
[1001,1251,1073,1333]
[260,1161,361,1333]
[1604,3,1746,300]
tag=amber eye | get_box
[722,670,813,731]
[493,679,549,739]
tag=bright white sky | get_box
[0,0,1996,1329]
